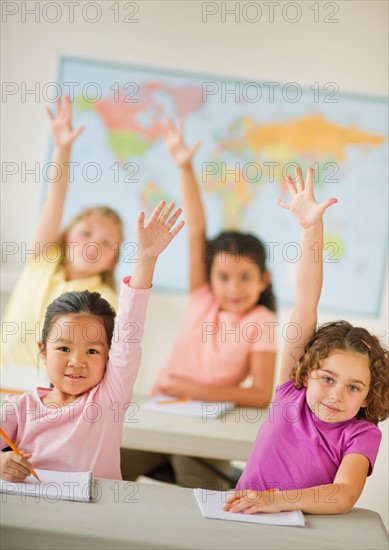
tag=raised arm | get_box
[164,119,206,291]
[130,201,185,289]
[32,96,84,254]
[277,167,337,384]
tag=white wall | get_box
[1,0,388,530]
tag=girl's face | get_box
[305,350,371,423]
[38,313,109,405]
[64,213,122,279]
[210,253,269,314]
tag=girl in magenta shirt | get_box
[0,202,184,481]
[224,167,388,515]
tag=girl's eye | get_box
[323,376,334,384]
[241,274,250,281]
[87,349,98,355]
[348,385,359,392]
[102,241,111,248]
[219,274,228,282]
[58,346,69,352]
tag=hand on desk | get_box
[224,490,284,515]
[160,375,202,400]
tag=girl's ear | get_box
[260,270,271,290]
[38,341,46,364]
[360,397,368,409]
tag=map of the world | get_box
[49,56,388,316]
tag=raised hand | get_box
[46,95,84,148]
[277,166,337,228]
[136,200,185,260]
[164,118,202,166]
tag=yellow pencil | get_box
[0,428,41,482]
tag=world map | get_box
[52,56,388,316]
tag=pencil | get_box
[157,397,190,405]
[0,428,41,482]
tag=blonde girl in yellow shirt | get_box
[2,97,123,374]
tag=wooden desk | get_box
[1,479,388,550]
[121,394,265,461]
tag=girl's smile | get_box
[38,313,109,406]
[305,350,370,423]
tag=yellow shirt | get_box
[1,247,118,370]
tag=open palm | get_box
[164,119,201,166]
[136,201,185,259]
[278,167,337,228]
[46,96,84,147]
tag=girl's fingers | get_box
[277,199,290,210]
[189,140,202,157]
[70,126,85,141]
[158,202,175,224]
[319,197,338,213]
[285,176,297,196]
[177,117,184,136]
[46,107,54,120]
[149,200,166,222]
[169,220,185,239]
[164,207,182,229]
[55,97,62,115]
[305,166,314,193]
[136,211,145,231]
[295,166,304,192]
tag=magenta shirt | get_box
[237,380,382,491]
[0,278,151,480]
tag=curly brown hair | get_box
[291,321,389,425]
[59,206,124,291]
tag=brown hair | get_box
[58,206,124,291]
[291,321,389,425]
[204,231,276,313]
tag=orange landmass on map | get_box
[245,114,386,160]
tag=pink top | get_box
[0,278,151,480]
[151,284,277,394]
[237,380,382,491]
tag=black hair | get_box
[40,290,116,349]
[204,231,276,313]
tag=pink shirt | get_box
[151,284,277,393]
[0,278,151,480]
[237,380,382,491]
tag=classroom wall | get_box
[1,0,388,530]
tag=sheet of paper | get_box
[141,396,236,419]
[0,469,93,502]
[194,489,306,527]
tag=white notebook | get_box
[142,396,236,418]
[194,489,306,527]
[0,469,94,502]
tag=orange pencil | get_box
[0,428,41,482]
[157,397,190,405]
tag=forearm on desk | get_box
[275,483,357,514]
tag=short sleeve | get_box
[343,423,382,476]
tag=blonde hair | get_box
[58,206,124,291]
